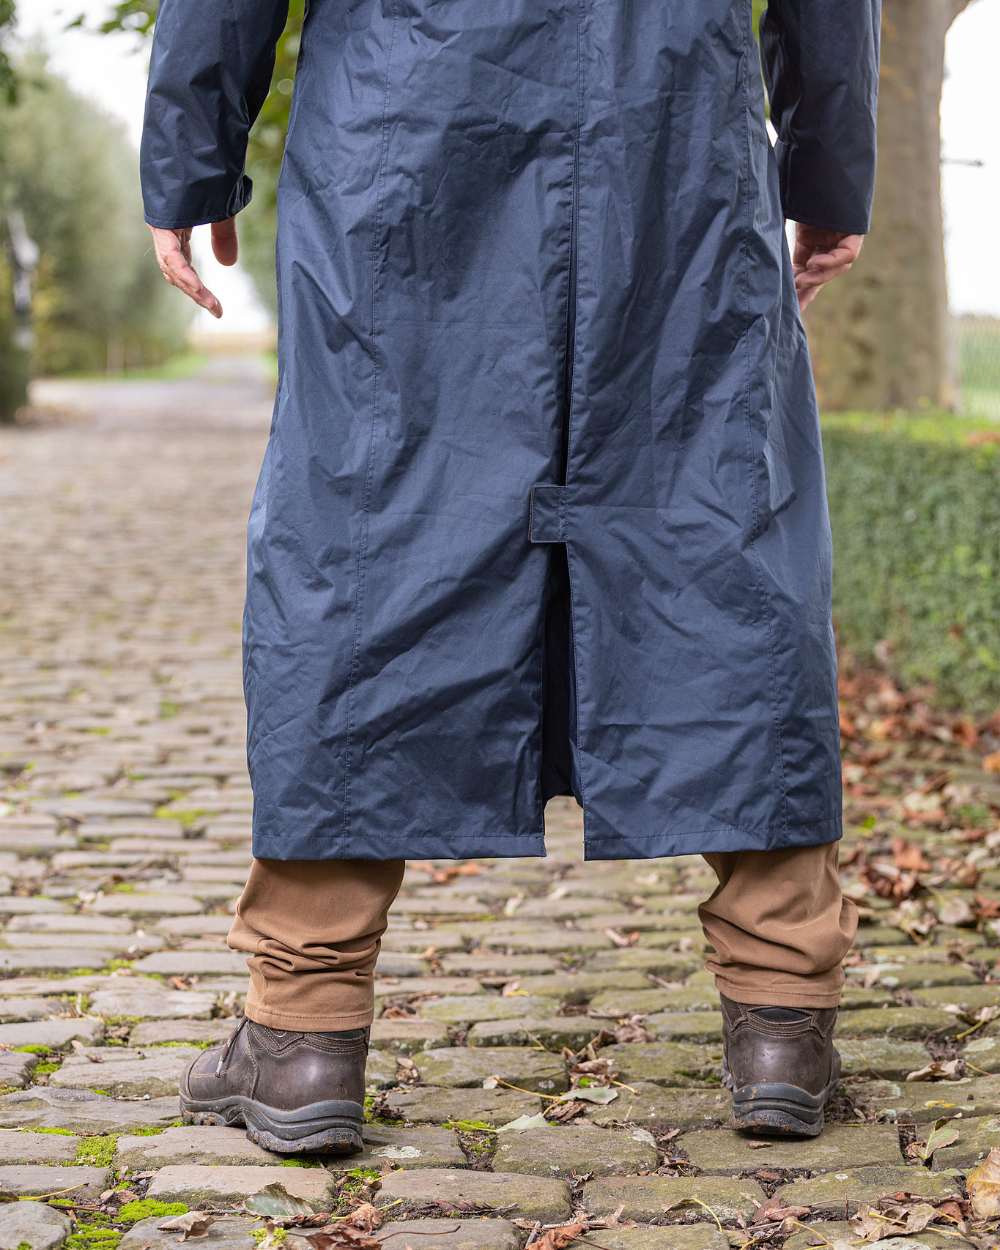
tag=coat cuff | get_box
[774,139,874,236]
[142,172,254,232]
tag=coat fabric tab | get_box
[141,0,881,863]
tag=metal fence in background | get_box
[956,315,1000,419]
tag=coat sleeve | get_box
[759,1,881,235]
[140,0,290,230]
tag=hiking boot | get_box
[180,1017,367,1153]
[720,994,840,1137]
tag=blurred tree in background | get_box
[3,53,191,375]
[807,0,976,412]
[0,42,190,420]
[0,0,26,420]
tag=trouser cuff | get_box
[243,997,375,1032]
[712,974,842,1010]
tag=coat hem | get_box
[252,818,841,862]
[583,819,842,861]
[252,828,549,862]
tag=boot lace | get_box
[215,1016,249,1077]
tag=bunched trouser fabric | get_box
[228,844,856,1029]
[228,858,406,1030]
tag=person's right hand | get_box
[792,224,864,311]
[149,217,238,319]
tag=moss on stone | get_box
[116,1197,188,1224]
[66,1225,121,1250]
[75,1134,118,1167]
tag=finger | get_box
[796,258,852,290]
[212,217,239,266]
[805,246,856,273]
[798,284,819,311]
[160,245,223,318]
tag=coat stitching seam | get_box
[738,0,790,842]
[564,0,589,822]
[344,6,400,842]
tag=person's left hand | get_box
[148,217,239,319]
[793,225,864,311]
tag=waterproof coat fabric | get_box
[142,0,881,862]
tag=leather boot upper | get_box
[720,994,838,1096]
[183,1018,369,1110]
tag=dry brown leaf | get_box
[974,894,1000,920]
[905,1056,962,1082]
[344,1203,384,1233]
[300,1230,380,1250]
[612,1017,652,1044]
[967,1146,1000,1220]
[751,1196,809,1225]
[529,1221,590,1249]
[157,1210,216,1240]
[891,837,932,872]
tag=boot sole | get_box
[725,1051,841,1138]
[180,1093,364,1154]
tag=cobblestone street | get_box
[0,361,997,1248]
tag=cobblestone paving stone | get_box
[0,363,997,1246]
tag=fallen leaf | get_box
[496,1112,550,1133]
[557,1085,618,1105]
[529,1222,590,1249]
[918,1119,960,1163]
[244,1182,317,1221]
[157,1210,216,1240]
[891,838,932,872]
[301,1231,380,1250]
[905,1057,962,1082]
[967,1146,1000,1220]
[751,1196,809,1225]
[344,1203,383,1233]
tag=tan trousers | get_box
[228,843,856,1031]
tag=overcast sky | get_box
[16,0,1000,332]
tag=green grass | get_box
[58,352,209,384]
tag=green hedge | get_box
[822,411,999,714]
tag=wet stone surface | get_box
[1,363,998,1247]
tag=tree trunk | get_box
[805,0,970,412]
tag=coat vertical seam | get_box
[738,0,790,843]
[344,8,400,842]
[565,0,590,828]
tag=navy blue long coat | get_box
[142,1,880,862]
